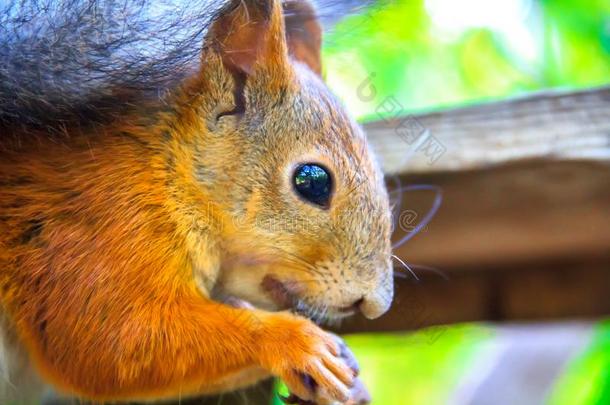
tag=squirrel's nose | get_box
[359,295,391,319]
[359,288,393,319]
[357,264,394,319]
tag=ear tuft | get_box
[207,0,287,75]
[283,0,323,76]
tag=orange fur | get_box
[0,0,392,402]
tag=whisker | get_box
[267,246,325,277]
[392,184,443,249]
[393,270,408,279]
[408,263,449,280]
[284,277,325,286]
[241,251,315,277]
[394,263,449,281]
[392,254,419,281]
[291,295,347,326]
[269,246,311,265]
[388,174,403,230]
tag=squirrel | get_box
[0,0,393,404]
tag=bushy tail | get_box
[0,0,373,129]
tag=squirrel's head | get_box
[171,0,393,320]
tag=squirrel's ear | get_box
[283,0,323,76]
[206,0,289,76]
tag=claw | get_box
[330,334,360,376]
[347,377,371,405]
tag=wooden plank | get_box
[337,158,610,332]
[365,86,610,174]
[338,257,610,333]
[349,88,610,330]
[389,159,610,268]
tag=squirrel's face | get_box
[177,0,393,321]
[192,64,393,320]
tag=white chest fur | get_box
[0,312,46,404]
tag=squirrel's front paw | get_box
[257,315,357,404]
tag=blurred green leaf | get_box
[323,0,610,120]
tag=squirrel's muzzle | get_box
[359,285,393,319]
[348,266,394,319]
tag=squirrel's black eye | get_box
[293,164,332,207]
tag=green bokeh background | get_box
[322,0,610,120]
[271,323,610,405]
[271,0,610,404]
